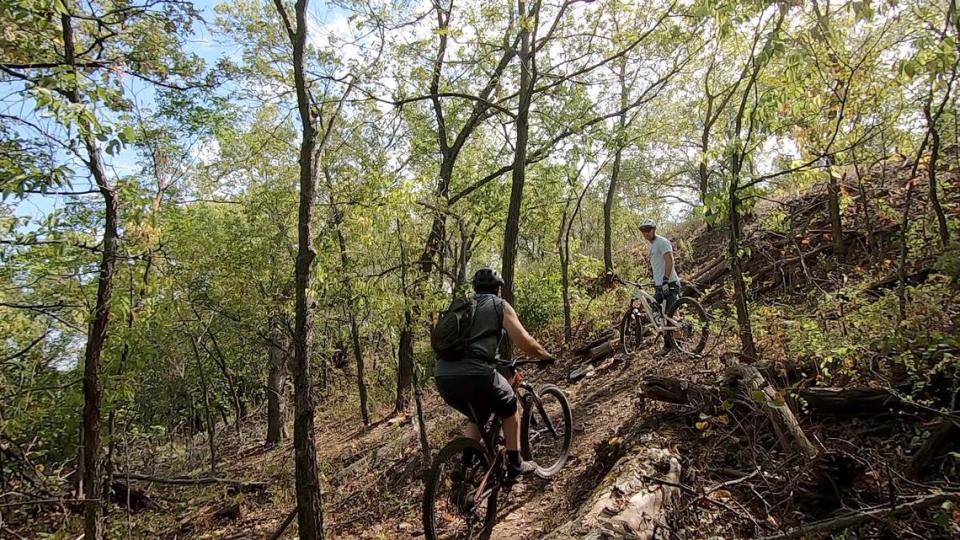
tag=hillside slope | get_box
[17,152,960,539]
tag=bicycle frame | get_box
[628,287,683,334]
[469,368,558,508]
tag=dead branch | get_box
[119,473,266,491]
[760,493,956,540]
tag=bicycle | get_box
[422,358,573,540]
[617,278,709,356]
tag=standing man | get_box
[639,219,680,356]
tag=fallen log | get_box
[689,256,726,283]
[864,268,934,296]
[110,481,160,511]
[760,493,957,540]
[692,260,729,289]
[546,442,682,540]
[724,365,819,459]
[639,376,722,413]
[587,340,615,362]
[572,329,616,356]
[910,419,960,477]
[641,376,912,421]
[119,473,266,492]
[788,387,904,416]
[269,506,298,540]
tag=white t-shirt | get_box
[649,235,679,286]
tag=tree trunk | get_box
[826,157,844,256]
[698,121,711,205]
[910,419,960,477]
[395,317,414,414]
[275,0,326,533]
[723,7,786,362]
[62,13,117,540]
[727,186,757,360]
[203,328,244,435]
[328,173,371,426]
[348,310,371,426]
[266,325,288,445]
[501,0,534,305]
[396,218,430,464]
[897,119,930,323]
[411,349,431,469]
[603,61,628,274]
[560,239,572,343]
[923,103,950,248]
[189,335,217,473]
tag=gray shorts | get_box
[435,370,518,423]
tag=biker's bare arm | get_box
[502,301,551,359]
[663,251,674,283]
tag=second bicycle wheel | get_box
[423,437,499,540]
[521,385,573,478]
[620,306,647,355]
[667,297,709,355]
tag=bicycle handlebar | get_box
[615,276,647,289]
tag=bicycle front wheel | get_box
[521,385,573,478]
[423,437,499,540]
[667,297,709,355]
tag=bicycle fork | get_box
[524,392,559,438]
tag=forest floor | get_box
[98,337,722,540]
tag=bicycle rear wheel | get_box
[667,297,709,355]
[620,306,646,354]
[423,437,499,540]
[521,385,573,478]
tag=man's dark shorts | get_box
[435,370,518,423]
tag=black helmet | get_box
[471,268,504,292]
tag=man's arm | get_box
[501,301,551,359]
[663,251,674,283]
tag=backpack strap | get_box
[470,296,503,342]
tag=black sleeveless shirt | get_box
[435,294,510,378]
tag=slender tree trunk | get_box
[851,154,875,257]
[923,103,950,248]
[189,336,217,473]
[411,352,431,467]
[203,329,244,435]
[723,7,785,362]
[560,237,572,343]
[396,218,430,462]
[395,321,414,413]
[62,14,117,540]
[603,61,628,274]
[266,323,288,445]
[826,156,844,256]
[348,310,371,425]
[603,145,624,274]
[327,169,370,426]
[698,104,712,205]
[727,183,757,360]
[501,0,534,305]
[274,0,326,534]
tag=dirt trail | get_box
[487,349,708,539]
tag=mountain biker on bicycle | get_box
[639,219,680,356]
[434,268,555,482]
